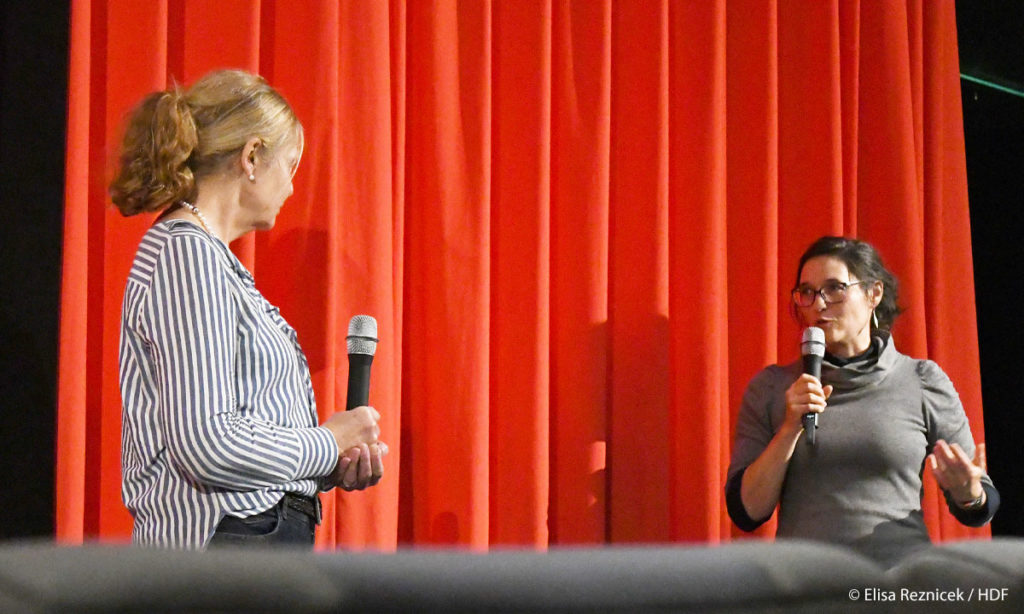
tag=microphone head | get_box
[801,326,826,357]
[346,315,378,356]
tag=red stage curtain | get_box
[57,0,987,549]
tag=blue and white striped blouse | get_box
[119,219,339,548]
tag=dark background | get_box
[1,2,1021,540]
[957,2,1024,538]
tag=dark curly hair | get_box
[794,236,903,331]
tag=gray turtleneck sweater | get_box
[726,333,999,568]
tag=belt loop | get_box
[313,495,322,525]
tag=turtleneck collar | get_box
[825,340,877,367]
[820,331,898,390]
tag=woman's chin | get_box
[254,217,277,232]
[823,333,845,351]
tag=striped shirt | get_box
[119,219,339,548]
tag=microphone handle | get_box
[802,412,817,445]
[801,354,822,445]
[346,354,373,410]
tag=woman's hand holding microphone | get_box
[783,374,833,437]
[322,406,388,491]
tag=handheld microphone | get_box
[346,315,378,410]
[800,326,826,445]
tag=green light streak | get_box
[960,73,1024,99]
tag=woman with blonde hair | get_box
[111,69,386,548]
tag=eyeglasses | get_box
[791,280,870,307]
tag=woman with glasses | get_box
[725,236,999,568]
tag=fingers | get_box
[795,373,823,388]
[340,446,362,490]
[976,442,987,472]
[324,408,387,491]
[786,375,830,416]
[336,455,352,479]
[932,440,960,475]
[927,454,951,489]
[928,451,961,490]
[353,405,380,421]
[324,406,381,451]
[948,443,975,467]
[938,440,957,464]
[357,443,373,485]
[937,440,976,472]
[930,440,984,500]
[338,442,387,491]
[368,443,385,486]
[788,391,828,408]
[351,406,381,443]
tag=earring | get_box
[872,309,879,329]
[248,173,255,181]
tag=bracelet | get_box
[957,492,986,511]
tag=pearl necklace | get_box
[181,201,218,241]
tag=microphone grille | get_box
[347,315,378,356]
[801,326,826,357]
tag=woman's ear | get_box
[870,280,884,309]
[239,137,262,178]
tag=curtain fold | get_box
[609,0,671,543]
[724,0,779,539]
[491,0,552,547]
[58,0,988,549]
[549,0,611,545]
[667,0,729,543]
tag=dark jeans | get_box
[207,495,316,548]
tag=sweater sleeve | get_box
[725,466,768,532]
[919,359,999,527]
[143,233,339,490]
[725,367,787,531]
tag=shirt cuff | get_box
[292,425,340,480]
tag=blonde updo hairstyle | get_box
[110,69,303,216]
